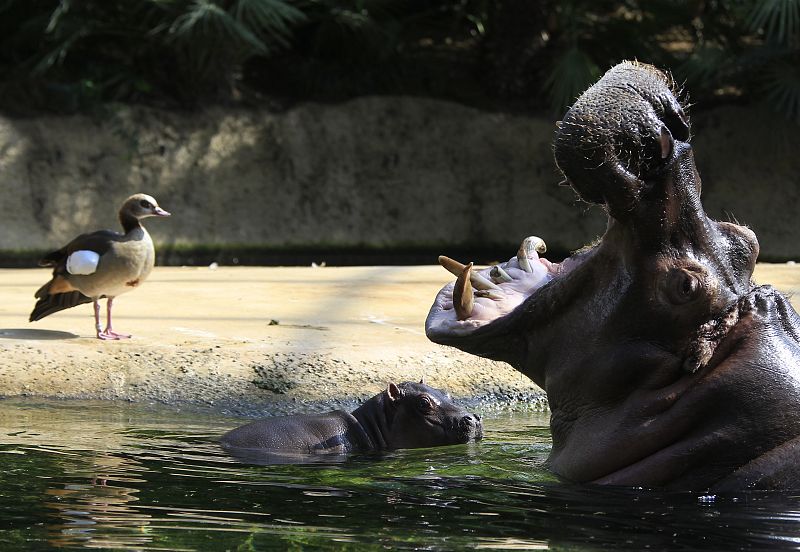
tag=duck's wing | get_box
[30,230,121,321]
[38,230,119,268]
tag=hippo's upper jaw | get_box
[426,61,800,490]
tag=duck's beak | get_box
[154,207,171,217]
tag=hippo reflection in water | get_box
[427,61,800,490]
[221,380,482,461]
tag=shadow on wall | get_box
[0,98,797,265]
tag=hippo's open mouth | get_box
[426,236,585,339]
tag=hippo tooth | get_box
[489,265,513,284]
[453,263,474,320]
[438,255,500,291]
[475,289,505,300]
[517,236,547,273]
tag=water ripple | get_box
[3,399,800,550]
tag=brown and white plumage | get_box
[29,193,170,339]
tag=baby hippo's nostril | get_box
[460,415,476,429]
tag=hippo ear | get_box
[419,376,426,385]
[387,382,404,403]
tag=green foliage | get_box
[744,0,800,121]
[0,0,308,109]
[545,47,600,113]
[0,0,798,121]
[748,0,800,45]
[760,58,800,121]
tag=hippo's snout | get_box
[554,61,688,218]
[459,413,483,441]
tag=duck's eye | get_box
[139,199,152,209]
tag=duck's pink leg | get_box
[94,300,109,340]
[98,297,131,340]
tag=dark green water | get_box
[2,399,800,551]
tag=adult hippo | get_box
[426,61,800,490]
[221,380,482,456]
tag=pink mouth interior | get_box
[427,250,576,337]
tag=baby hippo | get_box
[221,380,482,454]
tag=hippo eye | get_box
[139,199,152,209]
[665,268,701,305]
[417,396,434,412]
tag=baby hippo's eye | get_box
[417,396,433,412]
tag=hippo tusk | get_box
[489,265,513,284]
[529,236,547,254]
[517,236,547,273]
[453,263,474,320]
[660,125,673,159]
[438,255,500,291]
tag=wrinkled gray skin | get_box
[426,61,800,490]
[221,381,482,456]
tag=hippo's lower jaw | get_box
[698,286,800,374]
[426,236,584,339]
[682,294,744,374]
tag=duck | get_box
[29,193,170,340]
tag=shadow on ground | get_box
[0,328,79,340]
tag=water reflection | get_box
[2,399,800,550]
[45,479,148,549]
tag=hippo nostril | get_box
[663,105,690,142]
[460,415,476,429]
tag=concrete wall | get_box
[1,97,797,262]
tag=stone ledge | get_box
[2,263,796,415]
[0,266,545,415]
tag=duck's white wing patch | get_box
[66,250,100,275]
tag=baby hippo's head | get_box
[382,380,482,449]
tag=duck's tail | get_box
[29,289,92,322]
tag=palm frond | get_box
[234,0,306,49]
[760,59,800,121]
[45,0,70,34]
[31,29,85,75]
[170,0,269,54]
[748,0,800,45]
[545,46,600,113]
[677,44,731,90]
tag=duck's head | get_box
[121,193,171,220]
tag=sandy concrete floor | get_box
[0,265,542,415]
[1,263,798,415]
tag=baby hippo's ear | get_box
[419,376,426,385]
[387,382,404,403]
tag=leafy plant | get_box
[0,0,798,121]
[744,0,800,121]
